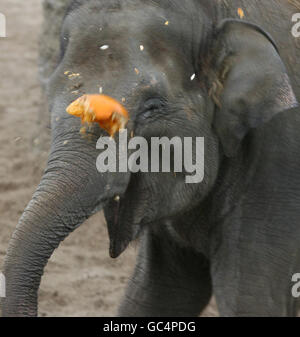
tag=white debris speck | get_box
[99,86,103,94]
[63,140,69,145]
[190,73,196,81]
[122,97,126,103]
[140,45,144,51]
[134,68,140,75]
[99,27,103,31]
[114,195,120,202]
[165,21,169,26]
[100,45,109,50]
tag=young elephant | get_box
[2,0,300,317]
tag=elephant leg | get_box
[211,220,300,317]
[118,226,212,317]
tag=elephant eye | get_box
[143,98,164,113]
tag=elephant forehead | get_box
[65,2,166,33]
[63,0,193,54]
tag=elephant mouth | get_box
[106,195,143,258]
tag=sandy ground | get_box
[0,0,217,317]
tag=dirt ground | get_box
[0,0,217,317]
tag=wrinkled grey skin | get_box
[2,0,300,317]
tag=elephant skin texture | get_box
[2,0,300,317]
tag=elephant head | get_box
[1,0,297,316]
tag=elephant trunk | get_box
[1,137,130,316]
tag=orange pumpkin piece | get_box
[66,94,129,137]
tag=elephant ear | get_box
[210,19,298,157]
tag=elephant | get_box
[2,0,300,317]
